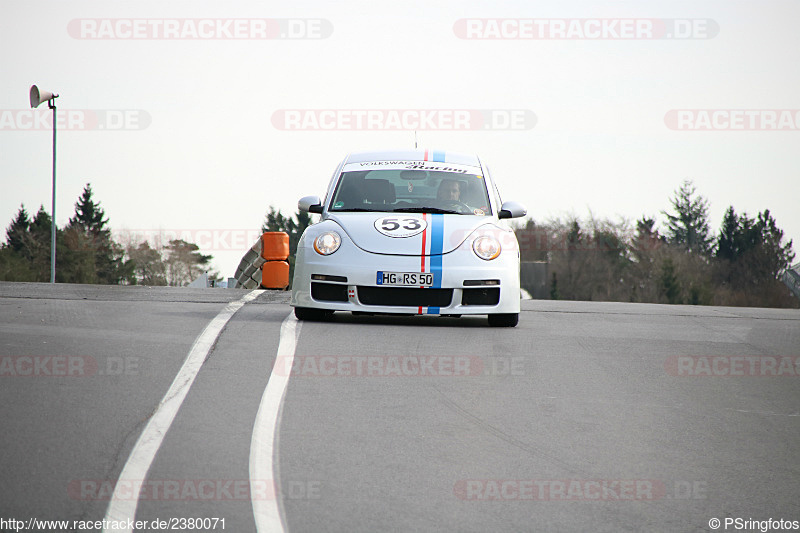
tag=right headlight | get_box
[313,231,342,255]
[472,235,501,260]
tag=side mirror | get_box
[298,195,323,214]
[498,201,527,219]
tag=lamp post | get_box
[30,85,59,283]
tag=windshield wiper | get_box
[393,207,461,214]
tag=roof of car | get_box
[344,149,481,167]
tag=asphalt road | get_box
[1,282,798,532]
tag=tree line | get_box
[515,180,796,308]
[258,180,796,307]
[3,180,796,308]
[0,184,214,286]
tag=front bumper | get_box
[290,234,520,316]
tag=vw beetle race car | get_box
[290,149,527,327]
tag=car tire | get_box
[294,307,334,321]
[487,313,518,327]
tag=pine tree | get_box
[1,205,38,281]
[636,217,656,238]
[662,180,713,255]
[749,210,794,285]
[29,206,54,281]
[262,206,292,233]
[68,184,109,234]
[5,205,31,254]
[716,206,739,262]
[64,184,128,284]
[715,208,794,289]
[659,257,681,304]
[0,205,56,282]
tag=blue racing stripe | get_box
[432,150,446,162]
[427,214,444,314]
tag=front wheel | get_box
[294,307,334,321]
[487,313,518,327]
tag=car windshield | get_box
[328,169,492,215]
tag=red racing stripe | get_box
[419,213,428,314]
[420,213,428,273]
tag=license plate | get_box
[376,271,433,287]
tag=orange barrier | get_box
[234,232,291,290]
[261,260,290,289]
[261,232,290,261]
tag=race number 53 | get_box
[374,216,427,238]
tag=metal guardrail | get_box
[781,264,800,299]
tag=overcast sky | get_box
[2,0,798,279]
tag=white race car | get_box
[290,149,526,327]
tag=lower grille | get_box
[311,282,349,302]
[357,286,453,307]
[462,288,500,306]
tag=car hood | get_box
[326,212,502,255]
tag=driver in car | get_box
[435,179,471,213]
[437,179,461,202]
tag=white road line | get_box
[250,312,301,533]
[103,290,264,532]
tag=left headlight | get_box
[313,232,342,255]
[472,235,501,260]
